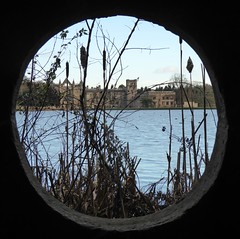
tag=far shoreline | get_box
[15,106,217,112]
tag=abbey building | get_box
[57,78,176,109]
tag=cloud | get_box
[154,66,178,74]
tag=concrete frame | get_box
[1,1,239,237]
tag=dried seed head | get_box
[103,49,106,71]
[186,57,194,73]
[66,61,69,78]
[80,46,87,69]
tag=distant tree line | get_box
[17,78,60,107]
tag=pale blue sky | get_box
[30,15,211,88]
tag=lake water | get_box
[15,108,218,191]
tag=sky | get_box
[28,15,211,89]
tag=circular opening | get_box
[13,14,227,231]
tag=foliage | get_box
[17,79,60,108]
[140,97,154,108]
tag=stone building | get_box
[57,78,139,109]
[145,90,176,108]
[18,78,176,109]
[57,78,176,109]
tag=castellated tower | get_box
[71,80,82,108]
[126,79,138,107]
[58,79,82,109]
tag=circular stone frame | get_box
[11,10,228,234]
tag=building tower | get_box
[126,78,138,107]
